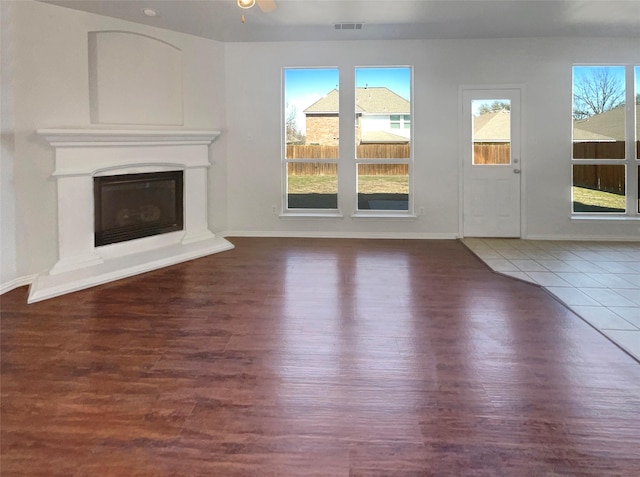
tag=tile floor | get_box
[462,238,640,362]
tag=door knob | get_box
[513,169,521,174]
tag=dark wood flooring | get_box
[2,237,640,476]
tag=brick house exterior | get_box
[305,114,340,146]
[304,87,409,146]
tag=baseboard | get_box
[220,230,459,240]
[27,237,234,304]
[525,234,640,242]
[1,274,37,295]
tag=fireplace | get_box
[94,171,184,247]
[30,128,234,303]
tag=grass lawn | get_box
[288,175,408,194]
[573,186,626,212]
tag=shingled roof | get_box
[304,87,410,114]
[473,109,511,141]
[360,131,410,144]
[572,104,639,141]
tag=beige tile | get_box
[612,289,640,307]
[572,306,638,331]
[578,288,637,307]
[596,261,640,274]
[500,271,535,283]
[605,330,640,361]
[510,260,548,272]
[525,272,571,287]
[585,273,638,289]
[560,260,606,273]
[611,307,640,327]
[483,259,520,273]
[545,287,601,306]
[620,274,640,286]
[536,260,579,273]
[555,273,604,288]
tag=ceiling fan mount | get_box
[237,0,277,13]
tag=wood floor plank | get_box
[1,237,639,475]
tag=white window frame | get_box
[571,64,639,218]
[353,66,414,217]
[281,65,415,218]
[282,67,341,216]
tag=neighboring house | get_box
[571,104,639,159]
[472,109,511,164]
[304,87,410,145]
[472,105,640,145]
[473,109,511,142]
[572,104,635,142]
[571,104,640,152]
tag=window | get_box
[284,68,339,210]
[283,66,413,215]
[355,67,412,212]
[637,66,640,213]
[572,65,639,215]
[472,99,511,166]
[390,115,411,129]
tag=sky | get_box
[573,65,627,112]
[472,99,510,116]
[284,67,411,133]
[573,65,626,84]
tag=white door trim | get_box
[458,84,527,239]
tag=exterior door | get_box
[462,89,522,237]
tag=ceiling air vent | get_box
[334,23,363,30]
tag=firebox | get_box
[94,171,184,247]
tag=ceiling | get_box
[40,0,640,43]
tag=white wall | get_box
[1,1,19,289]
[224,38,640,239]
[361,115,411,140]
[3,0,227,287]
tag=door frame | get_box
[458,84,527,239]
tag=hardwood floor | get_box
[2,237,639,476]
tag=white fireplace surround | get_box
[28,129,234,303]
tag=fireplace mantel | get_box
[37,128,221,147]
[28,128,233,303]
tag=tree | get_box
[285,103,305,144]
[573,67,625,120]
[477,101,510,115]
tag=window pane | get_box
[472,99,511,165]
[573,164,626,213]
[357,164,408,211]
[355,67,411,159]
[287,163,337,209]
[636,66,639,160]
[284,68,339,158]
[573,66,626,159]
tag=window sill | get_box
[571,214,640,221]
[279,211,344,219]
[351,212,418,220]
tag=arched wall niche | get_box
[88,31,183,125]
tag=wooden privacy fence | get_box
[287,144,628,194]
[572,141,626,160]
[473,143,510,165]
[286,144,410,176]
[287,163,408,176]
[287,144,411,160]
[573,164,625,195]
